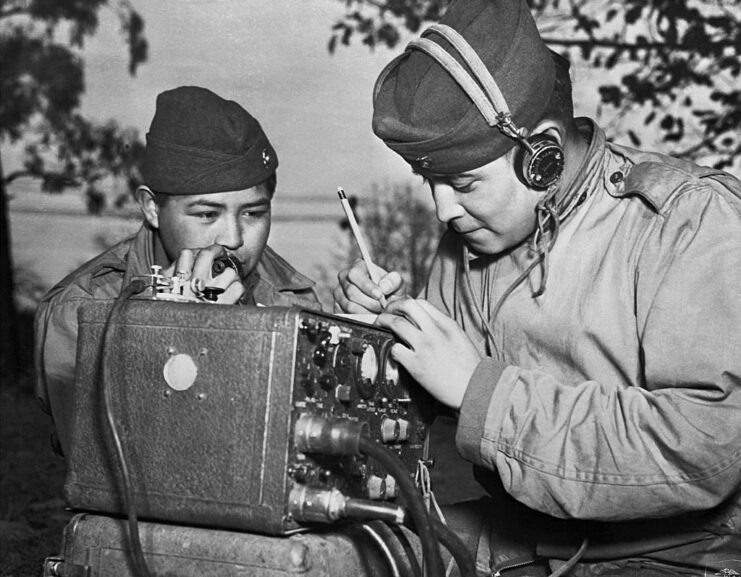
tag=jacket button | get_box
[610,171,624,184]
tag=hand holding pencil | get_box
[336,187,402,311]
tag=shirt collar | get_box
[122,223,156,285]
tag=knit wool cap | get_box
[372,0,555,174]
[142,86,278,194]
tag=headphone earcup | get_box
[520,134,564,189]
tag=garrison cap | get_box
[372,0,555,174]
[142,86,278,194]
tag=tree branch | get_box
[540,36,738,51]
[0,6,29,19]
[2,169,33,185]
[671,111,733,158]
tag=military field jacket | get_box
[425,119,741,574]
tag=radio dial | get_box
[318,373,336,391]
[313,346,327,367]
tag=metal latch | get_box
[43,556,91,577]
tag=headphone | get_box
[516,133,564,190]
[408,24,564,189]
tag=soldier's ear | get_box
[136,186,159,230]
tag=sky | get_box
[79,0,416,203]
[4,0,421,205]
[5,0,423,298]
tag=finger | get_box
[414,299,460,332]
[388,341,415,373]
[382,298,437,334]
[333,299,344,314]
[216,281,244,305]
[346,259,387,302]
[191,245,226,284]
[203,266,239,290]
[375,311,424,350]
[334,283,382,314]
[333,284,356,314]
[168,249,197,280]
[378,270,405,298]
[335,261,385,313]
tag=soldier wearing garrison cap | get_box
[335,0,741,574]
[36,86,320,459]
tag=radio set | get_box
[65,297,435,536]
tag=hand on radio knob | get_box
[201,286,225,302]
[163,244,244,304]
[375,298,481,410]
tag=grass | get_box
[0,371,72,577]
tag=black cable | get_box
[98,280,152,577]
[430,517,476,577]
[360,522,403,577]
[358,437,445,577]
[363,520,422,577]
[546,537,588,577]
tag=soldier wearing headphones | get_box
[334,0,741,574]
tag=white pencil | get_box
[337,187,387,307]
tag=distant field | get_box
[9,188,350,310]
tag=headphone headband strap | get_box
[407,38,500,126]
[411,23,530,141]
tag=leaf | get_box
[625,5,643,25]
[598,85,622,107]
[605,51,620,69]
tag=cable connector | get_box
[288,485,405,524]
[294,414,368,456]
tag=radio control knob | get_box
[381,418,410,443]
[291,463,310,483]
[336,384,352,403]
[367,475,386,500]
[313,346,327,367]
[202,286,224,302]
[381,418,400,443]
[348,337,366,355]
[318,373,336,391]
[384,475,397,499]
[300,319,318,341]
[396,418,410,442]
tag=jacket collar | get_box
[122,223,157,285]
[554,117,607,219]
[254,245,316,294]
